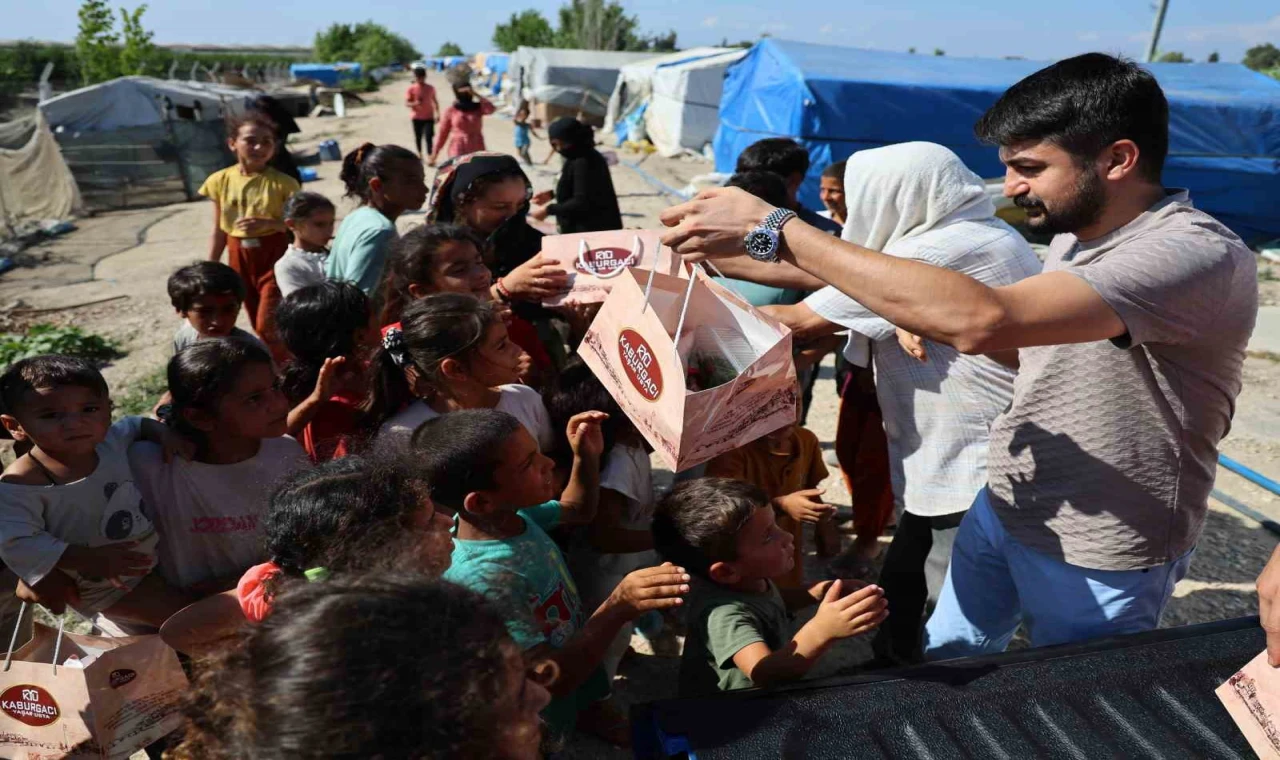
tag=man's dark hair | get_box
[726,171,790,209]
[0,355,108,417]
[168,261,247,313]
[821,161,846,181]
[735,138,810,179]
[652,478,769,577]
[411,409,523,509]
[975,53,1169,182]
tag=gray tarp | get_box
[512,47,654,117]
[39,76,253,133]
[0,112,82,239]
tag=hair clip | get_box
[383,327,408,367]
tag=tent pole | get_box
[1145,0,1170,62]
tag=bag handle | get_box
[670,263,701,367]
[578,234,643,281]
[3,602,66,674]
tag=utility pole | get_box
[1145,0,1170,62]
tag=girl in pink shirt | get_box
[429,85,496,165]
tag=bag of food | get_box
[541,230,685,307]
[579,263,797,472]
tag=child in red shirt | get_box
[277,281,378,461]
[405,66,439,158]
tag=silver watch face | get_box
[745,229,779,260]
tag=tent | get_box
[510,47,654,120]
[716,39,1280,243]
[39,77,254,212]
[289,62,362,86]
[0,112,83,239]
[607,48,746,157]
[602,48,736,141]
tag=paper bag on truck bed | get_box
[579,264,797,472]
[541,230,686,307]
[0,608,188,760]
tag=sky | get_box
[3,0,1277,65]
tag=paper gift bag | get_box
[580,264,798,472]
[0,607,188,760]
[541,230,686,307]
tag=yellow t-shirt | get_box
[197,166,300,238]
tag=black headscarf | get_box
[548,117,594,157]
[453,86,481,113]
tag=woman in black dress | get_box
[529,117,622,233]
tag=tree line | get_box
[492,0,678,53]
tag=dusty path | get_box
[4,71,1279,758]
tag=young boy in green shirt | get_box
[653,478,888,696]
[414,408,690,745]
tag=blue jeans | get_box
[923,488,1193,661]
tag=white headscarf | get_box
[833,142,995,366]
[841,141,995,251]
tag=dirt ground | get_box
[5,71,1280,758]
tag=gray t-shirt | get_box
[986,191,1257,570]
[172,321,269,356]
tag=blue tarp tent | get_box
[715,39,1280,243]
[289,62,363,86]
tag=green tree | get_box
[493,10,556,52]
[933,48,945,56]
[314,22,418,69]
[1244,43,1280,72]
[437,42,464,57]
[314,23,359,62]
[1207,51,1220,63]
[645,30,678,52]
[75,0,119,84]
[1156,50,1191,63]
[907,47,916,54]
[118,4,155,75]
[555,0,642,51]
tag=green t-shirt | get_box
[325,206,397,296]
[442,502,607,734]
[678,578,790,696]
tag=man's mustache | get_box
[1013,194,1046,211]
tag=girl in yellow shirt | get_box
[199,113,300,355]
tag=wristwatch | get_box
[743,208,797,263]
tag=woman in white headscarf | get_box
[743,142,1042,665]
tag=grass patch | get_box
[0,324,123,367]
[1260,267,1278,283]
[112,366,169,419]
[1248,350,1280,364]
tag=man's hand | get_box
[16,570,80,614]
[566,411,608,461]
[1258,543,1280,666]
[774,488,833,524]
[532,189,554,205]
[896,327,927,362]
[659,187,776,258]
[808,579,888,643]
[606,563,690,619]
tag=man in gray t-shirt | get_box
[656,53,1258,657]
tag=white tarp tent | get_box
[39,76,254,133]
[510,47,654,118]
[38,77,256,212]
[645,49,746,157]
[602,48,734,137]
[0,112,83,239]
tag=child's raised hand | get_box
[810,579,887,643]
[607,562,690,619]
[566,411,608,460]
[774,488,832,524]
[310,356,346,403]
[503,254,569,300]
[160,427,197,463]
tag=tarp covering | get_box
[39,76,254,133]
[603,48,734,135]
[288,62,362,86]
[0,112,82,238]
[512,47,654,117]
[716,39,1280,243]
[647,50,746,157]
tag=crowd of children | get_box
[0,95,888,758]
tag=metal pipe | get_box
[1220,455,1280,497]
[1212,489,1280,536]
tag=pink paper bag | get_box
[541,229,685,307]
[579,265,797,472]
